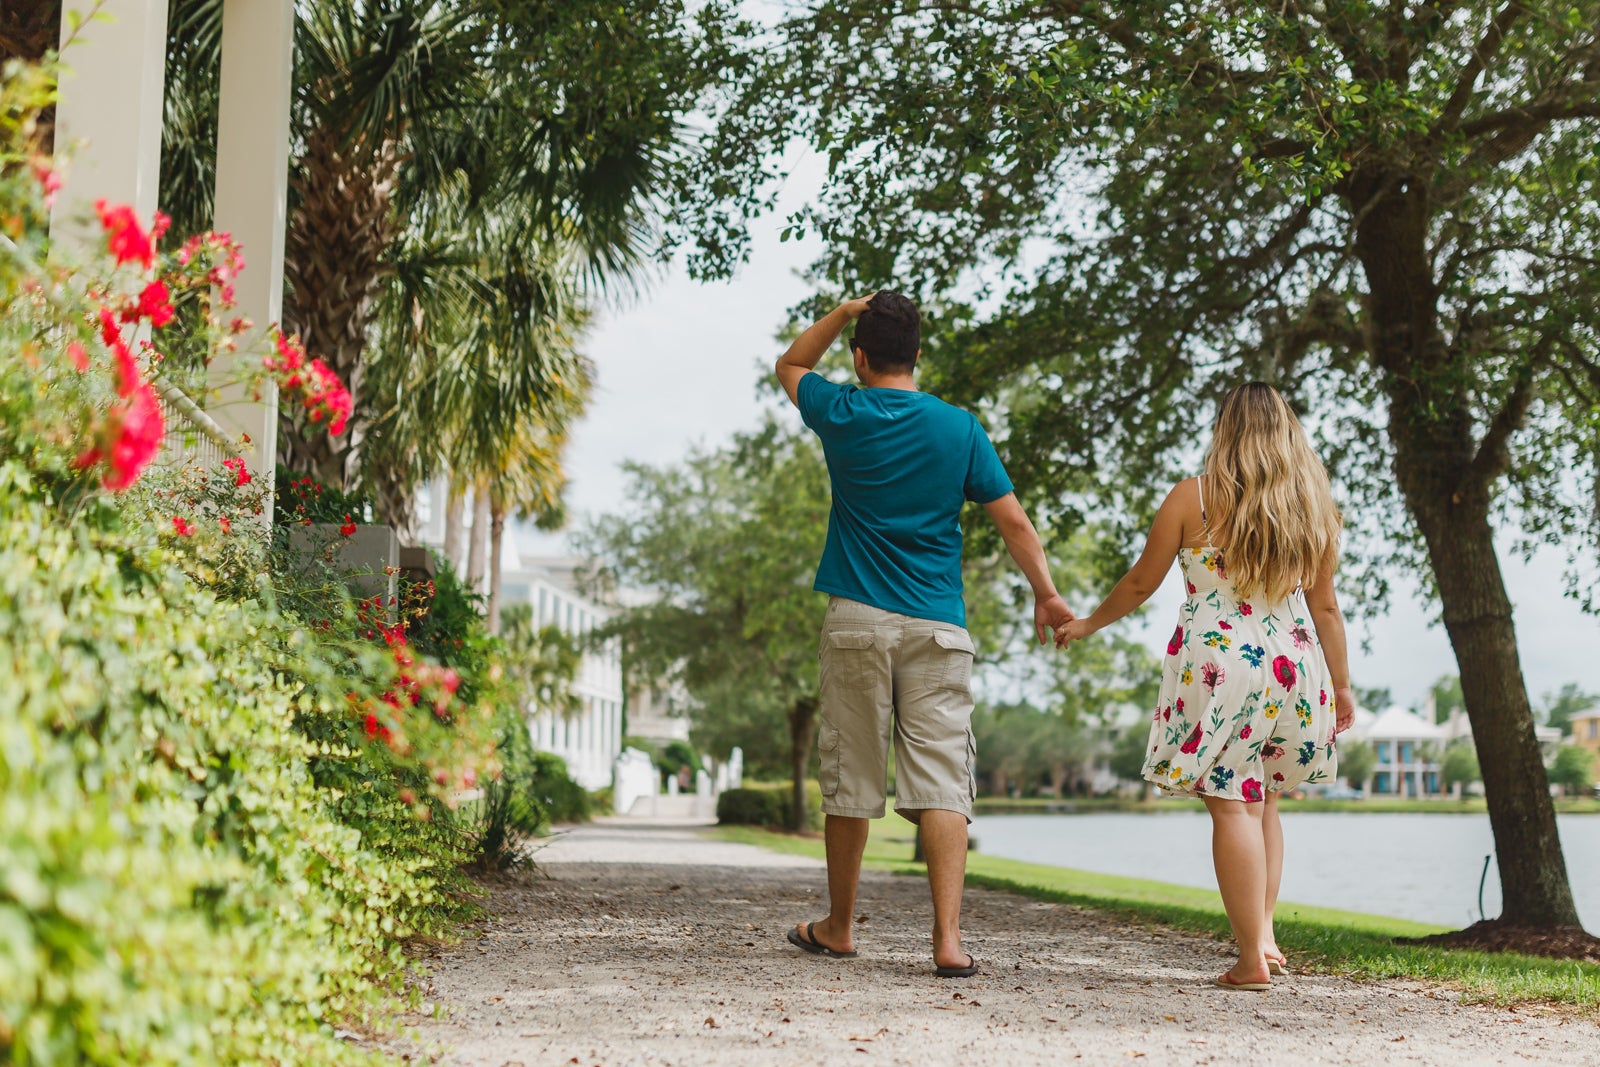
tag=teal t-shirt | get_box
[796,372,1013,627]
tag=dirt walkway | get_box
[396,819,1597,1067]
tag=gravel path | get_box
[396,819,1597,1067]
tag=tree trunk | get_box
[1397,472,1579,926]
[442,472,466,574]
[787,695,818,832]
[466,485,489,595]
[279,128,399,488]
[487,492,507,636]
[1353,168,1580,928]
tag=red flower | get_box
[441,668,460,694]
[1240,725,1252,740]
[98,308,141,397]
[1240,778,1263,802]
[1161,704,1171,722]
[1319,688,1328,706]
[219,516,232,534]
[67,341,89,372]
[75,381,165,492]
[136,280,174,327]
[1239,603,1253,616]
[339,513,357,537]
[222,456,251,486]
[1272,772,1285,783]
[172,516,194,536]
[93,200,166,269]
[1175,698,1184,715]
[1166,625,1183,656]
[363,712,391,743]
[1272,655,1297,691]
[1201,662,1226,691]
[1218,620,1232,630]
[1180,723,1203,754]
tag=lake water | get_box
[971,810,1600,928]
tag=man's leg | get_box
[797,814,870,953]
[915,808,970,969]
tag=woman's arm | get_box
[1303,562,1355,733]
[1054,482,1188,646]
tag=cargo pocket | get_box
[817,720,842,797]
[927,628,975,692]
[823,630,877,688]
[965,728,978,801]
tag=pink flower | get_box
[1201,662,1226,691]
[75,382,165,492]
[1290,625,1313,650]
[66,341,89,372]
[1166,625,1183,656]
[1272,655,1297,690]
[222,457,251,486]
[31,157,61,207]
[1241,778,1263,802]
[172,516,195,537]
[1180,723,1203,755]
[93,200,166,269]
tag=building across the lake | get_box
[1569,708,1600,758]
[1348,705,1446,796]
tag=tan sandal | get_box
[1214,972,1270,992]
[1266,954,1289,977]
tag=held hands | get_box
[1034,593,1075,646]
[1053,617,1095,649]
[1334,686,1357,734]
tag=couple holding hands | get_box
[776,293,1353,990]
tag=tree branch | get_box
[1437,1,1528,132]
[1468,337,1548,485]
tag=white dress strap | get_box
[1197,476,1209,534]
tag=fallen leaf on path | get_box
[846,1028,888,1041]
[704,1016,718,1028]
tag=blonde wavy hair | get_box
[1203,382,1342,602]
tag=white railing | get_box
[154,378,244,469]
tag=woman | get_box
[1056,382,1355,990]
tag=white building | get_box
[1347,705,1446,796]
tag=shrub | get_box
[717,781,822,830]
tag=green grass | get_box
[972,795,1600,816]
[711,821,1600,1013]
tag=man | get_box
[776,291,1072,978]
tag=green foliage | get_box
[275,467,376,525]
[716,781,822,831]
[1440,741,1483,792]
[0,67,496,1062]
[973,703,1097,798]
[1431,676,1466,724]
[1108,721,1152,787]
[1543,683,1598,734]
[1339,739,1378,790]
[1549,745,1597,796]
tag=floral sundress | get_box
[1142,504,1338,802]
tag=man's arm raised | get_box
[983,492,1074,644]
[775,293,875,405]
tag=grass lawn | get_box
[711,821,1600,1013]
[972,795,1600,816]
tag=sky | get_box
[519,152,1600,717]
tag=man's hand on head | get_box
[776,293,881,406]
[840,293,876,319]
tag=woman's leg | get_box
[1203,795,1270,982]
[1262,791,1284,962]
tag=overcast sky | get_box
[521,151,1598,716]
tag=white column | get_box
[51,1,171,242]
[207,0,294,511]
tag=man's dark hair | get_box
[850,291,921,374]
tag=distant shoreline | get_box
[972,796,1600,816]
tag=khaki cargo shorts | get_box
[816,596,977,823]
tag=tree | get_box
[1440,740,1483,795]
[1542,683,1598,735]
[582,419,831,831]
[1549,744,1597,797]
[1107,721,1152,798]
[1339,739,1377,792]
[1431,675,1466,724]
[694,1,1600,935]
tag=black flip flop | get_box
[786,922,858,959]
[934,953,980,979]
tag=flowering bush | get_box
[0,64,498,1066]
